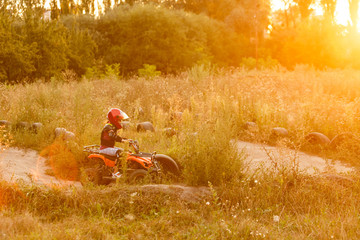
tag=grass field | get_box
[1,67,360,239]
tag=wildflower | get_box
[273,215,280,223]
[176,210,180,214]
[124,214,135,221]
[206,201,210,205]
[130,192,137,197]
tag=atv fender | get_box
[155,154,180,176]
[88,154,116,167]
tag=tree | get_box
[66,26,97,76]
[22,16,69,80]
[349,0,359,33]
[270,19,347,69]
[50,0,61,19]
[225,0,270,37]
[321,0,337,23]
[80,0,95,14]
[95,4,246,74]
[293,0,314,20]
[0,14,36,83]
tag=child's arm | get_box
[104,125,123,142]
[109,130,123,142]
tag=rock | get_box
[14,122,31,131]
[55,128,75,141]
[31,122,43,134]
[64,131,75,140]
[0,120,11,127]
[170,112,183,121]
[162,127,177,137]
[54,127,67,138]
[243,122,258,132]
[271,127,289,137]
[329,132,359,149]
[136,122,155,132]
[121,121,132,131]
[139,184,211,203]
[138,107,144,116]
[305,132,330,145]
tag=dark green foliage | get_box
[95,4,246,74]
[0,12,98,83]
[0,4,250,82]
[22,16,69,80]
[66,25,97,76]
[3,0,360,76]
[0,14,37,83]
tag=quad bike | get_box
[81,139,180,185]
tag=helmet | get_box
[107,108,129,129]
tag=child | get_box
[99,108,129,178]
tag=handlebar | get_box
[125,139,139,153]
[122,138,137,144]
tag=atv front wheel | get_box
[155,154,180,177]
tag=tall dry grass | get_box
[1,68,360,238]
[1,68,360,178]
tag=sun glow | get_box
[334,0,351,25]
[271,0,360,30]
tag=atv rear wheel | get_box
[128,169,149,184]
[80,167,102,186]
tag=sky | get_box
[271,0,352,26]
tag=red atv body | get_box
[82,139,180,185]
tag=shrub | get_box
[138,64,161,79]
[240,56,280,70]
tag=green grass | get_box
[1,68,360,238]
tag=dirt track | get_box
[237,141,354,175]
[0,142,354,186]
[0,147,81,187]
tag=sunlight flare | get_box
[272,0,360,30]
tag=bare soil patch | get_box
[0,147,80,187]
[237,141,354,175]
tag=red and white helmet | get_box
[107,108,129,129]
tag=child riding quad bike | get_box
[81,108,180,185]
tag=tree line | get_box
[0,0,359,83]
